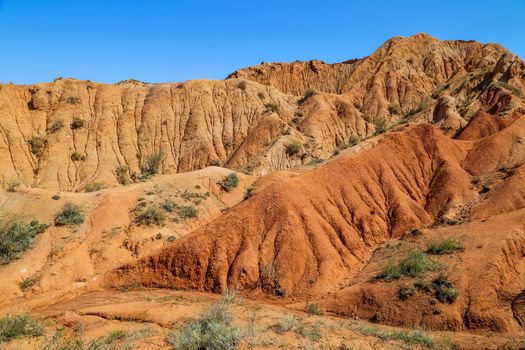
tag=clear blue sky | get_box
[1,0,523,84]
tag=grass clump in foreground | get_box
[376,250,440,280]
[427,238,465,255]
[0,218,48,265]
[354,325,454,349]
[305,302,324,316]
[0,313,42,343]
[273,316,322,342]
[55,202,85,226]
[167,294,246,350]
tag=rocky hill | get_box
[1,33,523,191]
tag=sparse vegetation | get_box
[494,81,522,97]
[178,205,198,219]
[349,135,361,146]
[0,313,42,343]
[388,103,401,115]
[0,218,48,265]
[471,176,480,184]
[115,165,131,185]
[70,151,86,162]
[55,202,85,226]
[166,295,246,350]
[273,316,322,341]
[406,98,429,117]
[162,199,177,212]
[221,173,239,192]
[211,159,222,166]
[373,119,387,135]
[264,102,280,113]
[49,119,64,133]
[305,302,324,315]
[65,96,80,104]
[377,250,440,280]
[427,238,465,255]
[285,141,302,157]
[299,88,317,104]
[307,158,324,166]
[141,151,164,178]
[28,135,47,157]
[135,205,166,225]
[244,185,256,199]
[70,116,85,129]
[398,284,415,300]
[432,275,458,303]
[356,326,439,348]
[6,179,20,192]
[237,81,247,91]
[19,276,38,291]
[84,183,106,192]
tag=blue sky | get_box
[1,0,523,84]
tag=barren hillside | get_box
[1,34,523,191]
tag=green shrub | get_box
[285,141,302,157]
[141,151,164,177]
[305,302,324,315]
[399,250,440,278]
[432,275,458,303]
[244,185,256,199]
[0,218,48,265]
[178,205,198,219]
[135,205,166,225]
[377,250,440,280]
[349,135,361,147]
[211,159,222,166]
[273,316,322,341]
[414,279,433,293]
[388,103,401,115]
[65,96,80,104]
[70,117,85,129]
[162,199,177,212]
[264,102,280,113]
[376,262,401,281]
[221,173,239,192]
[115,165,131,185]
[19,277,38,291]
[274,315,296,334]
[374,119,387,135]
[427,238,465,255]
[70,151,86,162]
[52,194,61,200]
[84,183,106,192]
[0,313,42,343]
[6,179,20,192]
[28,135,47,157]
[398,284,415,301]
[406,99,429,117]
[494,81,522,97]
[49,119,64,133]
[166,298,245,350]
[55,202,85,226]
[471,176,480,184]
[237,81,247,91]
[299,88,317,104]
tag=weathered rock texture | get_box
[1,34,524,190]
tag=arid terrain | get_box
[1,33,525,349]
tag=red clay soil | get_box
[107,114,525,333]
